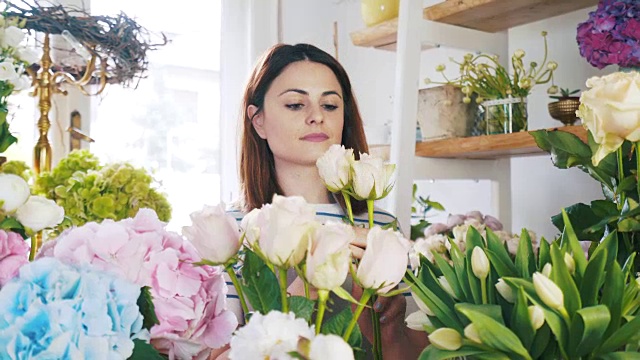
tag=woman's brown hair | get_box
[239,43,368,214]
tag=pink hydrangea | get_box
[39,208,238,359]
[0,230,29,286]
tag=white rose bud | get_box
[0,173,30,212]
[356,227,411,294]
[564,253,576,275]
[428,328,462,351]
[2,26,25,48]
[495,278,515,303]
[405,311,433,332]
[308,334,354,360]
[240,208,261,247]
[471,247,490,280]
[528,305,545,330]
[0,61,18,83]
[542,263,552,277]
[533,272,565,311]
[351,153,395,200]
[316,144,354,193]
[182,203,241,264]
[306,222,353,290]
[438,276,457,299]
[16,196,64,232]
[464,324,481,343]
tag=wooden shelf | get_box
[350,0,598,49]
[414,125,587,159]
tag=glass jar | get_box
[482,97,528,135]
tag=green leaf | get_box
[601,261,624,341]
[515,229,535,279]
[419,344,492,360]
[597,352,640,360]
[449,240,472,302]
[591,231,619,272]
[455,305,531,360]
[485,249,518,279]
[321,308,363,350]
[580,248,607,307]
[456,303,505,325]
[136,286,159,331]
[405,271,463,331]
[511,287,534,349]
[418,263,456,308]
[618,175,637,192]
[560,209,587,280]
[289,296,314,322]
[617,218,640,232]
[433,252,463,300]
[568,305,611,357]
[485,229,517,277]
[550,244,581,317]
[129,339,166,360]
[411,219,431,240]
[538,238,550,271]
[530,324,551,359]
[551,203,606,242]
[597,315,640,355]
[241,250,282,314]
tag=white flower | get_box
[542,263,552,277]
[257,195,318,268]
[428,328,462,351]
[495,278,515,303]
[405,311,433,332]
[464,324,481,343]
[316,144,354,192]
[2,26,25,48]
[351,153,395,200]
[229,311,314,360]
[0,61,18,83]
[16,196,65,232]
[411,290,435,316]
[240,208,261,247]
[564,253,576,275]
[409,234,448,268]
[308,334,354,360]
[17,47,41,65]
[182,203,241,264]
[471,247,490,280]
[529,305,545,330]
[305,221,353,290]
[0,173,30,212]
[438,276,457,299]
[533,272,564,311]
[356,227,411,294]
[11,74,30,91]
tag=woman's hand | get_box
[349,226,368,260]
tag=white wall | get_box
[280,1,607,240]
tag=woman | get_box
[213,43,428,359]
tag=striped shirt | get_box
[224,202,418,326]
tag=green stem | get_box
[371,295,383,360]
[278,267,289,313]
[367,199,375,229]
[618,147,626,210]
[225,264,249,316]
[343,289,373,341]
[28,232,39,261]
[315,290,329,335]
[481,278,488,305]
[342,191,354,224]
[636,142,640,204]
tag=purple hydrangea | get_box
[576,0,640,69]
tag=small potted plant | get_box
[547,87,581,126]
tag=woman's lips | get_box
[301,133,329,142]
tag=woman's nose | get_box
[305,104,324,125]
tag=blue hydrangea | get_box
[0,257,146,359]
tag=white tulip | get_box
[438,276,457,299]
[528,305,545,330]
[471,247,490,280]
[182,203,241,264]
[464,324,481,343]
[428,328,462,351]
[351,153,395,200]
[0,173,30,212]
[533,272,565,311]
[257,195,317,268]
[309,334,354,360]
[305,221,353,290]
[411,290,435,316]
[542,263,552,277]
[2,26,24,48]
[356,226,411,294]
[564,253,576,275]
[405,311,433,332]
[495,278,515,303]
[16,196,64,232]
[316,144,354,192]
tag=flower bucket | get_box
[482,97,528,135]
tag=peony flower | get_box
[356,227,411,294]
[0,173,30,212]
[446,214,465,228]
[577,71,640,165]
[308,334,354,360]
[42,208,238,358]
[483,215,503,231]
[424,222,450,237]
[182,203,241,264]
[351,153,395,200]
[428,328,462,351]
[257,195,318,268]
[0,257,147,359]
[229,311,315,360]
[0,230,29,286]
[316,144,354,192]
[305,221,353,290]
[15,195,65,232]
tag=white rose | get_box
[0,61,18,83]
[257,195,317,268]
[0,173,30,212]
[316,144,354,192]
[2,26,25,48]
[182,203,241,264]
[17,47,42,65]
[356,227,411,294]
[306,221,353,290]
[308,334,354,360]
[11,74,30,91]
[16,196,64,232]
[229,311,314,360]
[578,71,640,165]
[351,153,395,200]
[240,208,261,247]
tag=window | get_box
[89,0,222,230]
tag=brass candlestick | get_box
[27,32,107,174]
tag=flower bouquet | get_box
[426,32,558,134]
[406,210,640,359]
[576,0,640,70]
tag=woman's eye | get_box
[285,103,303,110]
[323,104,338,111]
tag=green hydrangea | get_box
[36,150,171,226]
[0,160,32,181]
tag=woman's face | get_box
[250,61,345,167]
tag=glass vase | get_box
[482,97,528,135]
[361,0,399,27]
